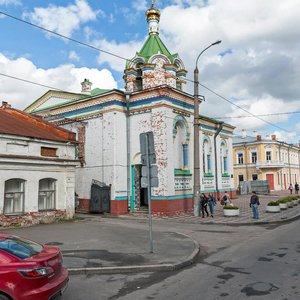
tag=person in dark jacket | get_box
[295,183,299,195]
[200,193,209,218]
[249,191,260,219]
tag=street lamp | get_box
[193,40,222,216]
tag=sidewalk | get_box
[0,218,199,275]
[118,190,300,225]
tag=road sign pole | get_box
[145,134,154,253]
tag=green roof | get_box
[137,34,178,62]
[90,88,111,96]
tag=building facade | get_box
[0,102,78,227]
[233,133,300,191]
[25,3,235,215]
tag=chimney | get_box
[241,129,247,138]
[1,101,11,108]
[81,79,92,94]
[257,135,262,141]
[271,134,277,141]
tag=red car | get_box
[0,233,68,300]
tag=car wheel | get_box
[0,294,10,300]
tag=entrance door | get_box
[266,174,274,190]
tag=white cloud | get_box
[68,50,80,62]
[0,0,21,5]
[94,38,144,72]
[0,53,117,109]
[23,0,98,38]
[132,0,148,11]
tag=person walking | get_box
[295,182,299,195]
[200,193,209,218]
[250,191,260,219]
[208,193,216,217]
[288,183,293,194]
[221,191,231,206]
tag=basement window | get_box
[41,147,57,157]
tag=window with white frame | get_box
[238,153,244,164]
[203,139,211,174]
[251,152,257,163]
[38,178,56,210]
[220,142,228,173]
[4,179,25,214]
[266,151,272,161]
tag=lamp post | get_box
[193,40,222,216]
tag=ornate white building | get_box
[25,3,235,215]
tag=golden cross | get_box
[152,0,156,6]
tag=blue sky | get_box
[0,0,300,143]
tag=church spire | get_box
[146,0,160,35]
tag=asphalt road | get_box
[63,217,300,300]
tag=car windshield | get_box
[0,236,43,259]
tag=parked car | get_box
[0,233,68,300]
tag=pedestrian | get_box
[221,191,231,206]
[249,191,260,219]
[200,193,209,218]
[208,193,216,217]
[288,183,293,194]
[295,182,299,195]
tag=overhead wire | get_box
[0,10,296,134]
[0,11,128,61]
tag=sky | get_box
[0,0,300,143]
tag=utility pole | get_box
[193,40,222,216]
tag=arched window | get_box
[174,121,186,169]
[39,178,56,210]
[173,116,190,170]
[4,179,25,214]
[203,139,211,174]
[220,141,228,174]
[135,62,143,91]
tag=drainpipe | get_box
[214,122,224,200]
[244,143,249,181]
[125,91,131,211]
[288,144,292,184]
[278,142,283,190]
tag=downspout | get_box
[214,122,224,200]
[244,143,249,181]
[298,147,300,183]
[125,91,131,211]
[288,144,292,184]
[278,142,283,190]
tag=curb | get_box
[67,235,200,275]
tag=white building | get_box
[25,3,235,215]
[0,102,78,227]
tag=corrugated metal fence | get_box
[239,180,269,195]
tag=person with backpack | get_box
[221,191,231,206]
[249,191,260,219]
[200,193,209,218]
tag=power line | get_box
[0,10,128,61]
[0,10,295,132]
[184,77,291,133]
[0,72,64,91]
[212,111,300,119]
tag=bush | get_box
[223,205,239,210]
[267,201,279,206]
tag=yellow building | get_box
[233,133,300,191]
